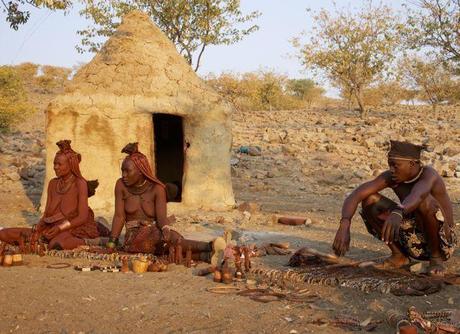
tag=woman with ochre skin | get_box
[107,143,226,265]
[0,140,103,250]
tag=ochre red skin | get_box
[110,158,212,259]
[0,153,97,250]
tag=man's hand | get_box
[332,219,351,256]
[382,211,402,243]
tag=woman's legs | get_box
[0,228,32,245]
[48,231,85,250]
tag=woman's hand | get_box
[160,225,170,242]
[43,226,61,240]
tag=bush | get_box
[0,66,34,132]
[206,71,324,111]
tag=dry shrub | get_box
[206,71,324,111]
[0,66,34,132]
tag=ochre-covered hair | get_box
[55,140,98,197]
[122,143,165,188]
[56,140,83,179]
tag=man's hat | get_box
[388,140,423,161]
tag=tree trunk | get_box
[354,88,366,117]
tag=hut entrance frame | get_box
[153,113,184,202]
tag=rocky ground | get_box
[0,105,459,333]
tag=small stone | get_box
[238,202,260,214]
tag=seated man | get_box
[333,140,456,276]
[107,143,226,265]
[0,140,105,250]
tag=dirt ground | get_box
[0,106,459,333]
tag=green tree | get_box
[400,56,457,111]
[206,72,245,110]
[36,65,71,93]
[1,0,71,30]
[78,0,260,71]
[405,0,460,69]
[294,2,402,116]
[0,66,34,131]
[287,79,324,108]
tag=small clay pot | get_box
[399,325,418,334]
[213,270,222,283]
[278,216,306,226]
[221,267,233,284]
[3,254,13,267]
[222,274,233,284]
[158,263,168,272]
[132,257,149,273]
[12,254,23,266]
[147,262,161,272]
[121,258,130,273]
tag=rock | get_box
[242,211,251,221]
[281,145,297,155]
[6,172,20,182]
[248,146,262,156]
[238,201,260,214]
[230,158,239,166]
[353,170,369,179]
[443,146,460,157]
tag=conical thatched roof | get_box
[67,11,210,97]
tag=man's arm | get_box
[333,171,390,256]
[399,168,436,214]
[341,171,390,222]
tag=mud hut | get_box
[41,11,235,213]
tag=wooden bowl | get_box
[12,254,23,266]
[132,258,149,273]
[2,254,13,267]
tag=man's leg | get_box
[361,193,410,268]
[415,195,447,276]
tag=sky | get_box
[0,1,406,84]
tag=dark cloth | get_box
[360,196,456,260]
[388,140,423,160]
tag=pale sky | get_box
[0,1,405,81]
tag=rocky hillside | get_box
[0,105,459,227]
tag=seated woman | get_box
[107,143,226,265]
[0,140,106,250]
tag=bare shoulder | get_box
[115,178,126,192]
[153,183,166,196]
[422,165,441,180]
[75,177,87,187]
[369,170,392,187]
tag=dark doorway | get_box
[153,114,184,202]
